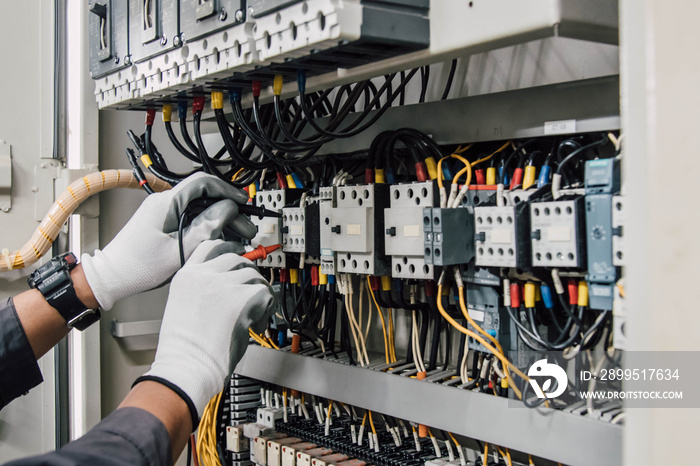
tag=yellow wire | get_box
[455,144,472,154]
[388,308,396,362]
[368,411,377,435]
[361,412,368,426]
[451,153,472,186]
[448,432,460,447]
[437,285,527,399]
[366,277,390,364]
[231,167,245,182]
[529,454,536,465]
[506,449,513,466]
[264,333,280,349]
[249,329,272,348]
[484,443,489,465]
[327,401,333,419]
[470,141,511,169]
[197,391,223,466]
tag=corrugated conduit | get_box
[1,169,171,272]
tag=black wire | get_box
[419,66,430,103]
[441,59,458,100]
[165,121,201,162]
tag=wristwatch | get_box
[27,252,101,331]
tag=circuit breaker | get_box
[179,0,246,41]
[530,198,586,268]
[88,1,130,78]
[329,184,390,276]
[585,158,621,310]
[384,181,437,279]
[474,204,530,269]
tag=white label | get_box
[347,224,362,235]
[403,225,420,237]
[544,119,576,135]
[490,229,512,244]
[547,227,572,242]
[468,308,485,322]
[263,224,276,234]
[290,225,303,236]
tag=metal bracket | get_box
[0,140,11,212]
[33,164,101,222]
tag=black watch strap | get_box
[28,253,101,331]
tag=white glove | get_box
[137,240,275,421]
[81,172,256,310]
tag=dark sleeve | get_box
[4,407,172,466]
[0,297,44,410]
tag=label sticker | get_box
[544,119,576,135]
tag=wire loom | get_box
[0,170,171,272]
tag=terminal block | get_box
[423,207,474,266]
[282,203,320,257]
[384,182,438,279]
[253,189,302,268]
[329,184,390,275]
[474,204,531,268]
[612,195,625,266]
[530,198,586,268]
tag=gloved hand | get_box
[136,240,275,423]
[81,172,256,310]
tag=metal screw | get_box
[160,35,167,46]
[219,8,227,21]
[114,55,120,64]
[124,55,132,66]
[2,208,9,213]
[234,9,244,22]
[173,35,182,47]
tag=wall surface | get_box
[0,1,59,461]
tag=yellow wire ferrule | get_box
[319,270,328,285]
[211,91,224,110]
[375,168,385,184]
[286,174,297,189]
[578,281,589,307]
[289,268,299,284]
[162,104,172,122]
[524,282,536,308]
[501,378,508,389]
[486,167,497,185]
[381,276,391,291]
[523,165,537,190]
[248,182,257,198]
[140,154,153,168]
[273,75,284,95]
[424,157,438,180]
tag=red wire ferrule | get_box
[192,95,206,113]
[510,283,521,308]
[252,81,262,97]
[567,279,579,306]
[145,108,156,126]
[474,168,485,185]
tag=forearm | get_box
[13,264,98,359]
[119,381,193,461]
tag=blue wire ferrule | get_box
[297,69,307,94]
[386,167,397,185]
[537,165,552,188]
[541,283,554,309]
[229,88,242,104]
[291,172,304,189]
[442,163,453,181]
[177,101,188,120]
[328,274,335,285]
[278,331,286,347]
